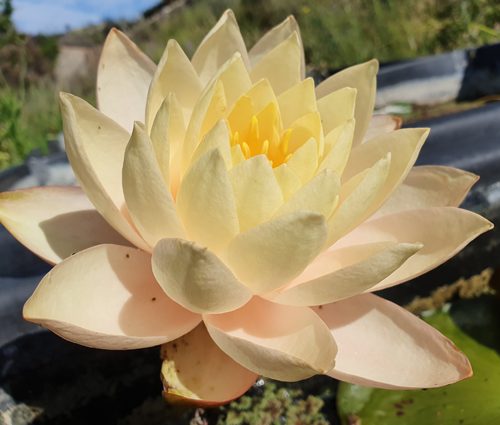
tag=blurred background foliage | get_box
[0,0,499,169]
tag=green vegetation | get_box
[1,0,499,170]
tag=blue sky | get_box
[13,0,160,34]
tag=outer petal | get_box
[60,93,148,250]
[316,60,378,146]
[316,294,472,389]
[374,165,478,217]
[192,10,250,85]
[161,324,257,406]
[97,29,155,132]
[249,15,305,78]
[230,155,283,232]
[23,244,201,349]
[364,114,402,141]
[152,239,252,314]
[122,123,185,247]
[336,207,493,291]
[204,297,336,381]
[271,242,421,306]
[145,39,202,130]
[226,211,327,294]
[317,87,357,136]
[177,149,239,252]
[250,32,302,95]
[0,187,128,264]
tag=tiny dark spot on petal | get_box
[151,297,156,302]
[98,125,102,130]
[125,253,130,258]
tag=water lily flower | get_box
[0,10,492,406]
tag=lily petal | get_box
[146,39,202,130]
[277,78,317,128]
[249,15,305,78]
[316,60,378,146]
[97,29,155,132]
[0,186,128,264]
[317,87,357,136]
[287,138,319,183]
[273,163,302,201]
[230,155,284,232]
[177,149,239,252]
[374,165,478,217]
[23,244,201,349]
[60,93,148,250]
[161,324,257,406]
[204,297,336,381]
[192,10,250,85]
[316,294,472,389]
[250,32,302,95]
[277,168,340,218]
[122,123,185,247]
[226,211,327,294]
[152,238,252,314]
[272,242,421,306]
[337,207,493,291]
[318,120,355,176]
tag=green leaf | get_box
[337,304,500,425]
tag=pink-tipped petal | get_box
[204,297,337,381]
[23,244,201,349]
[316,293,472,389]
[161,324,257,406]
[0,186,128,264]
[97,28,155,132]
[374,165,479,217]
[364,114,402,141]
[336,207,492,291]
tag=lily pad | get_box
[337,301,500,425]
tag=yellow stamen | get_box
[249,115,259,143]
[261,139,269,155]
[231,131,240,147]
[241,142,251,158]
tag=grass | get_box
[1,0,499,170]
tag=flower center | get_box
[228,100,295,168]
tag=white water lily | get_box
[0,10,492,405]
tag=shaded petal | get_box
[250,32,302,95]
[230,155,283,232]
[316,294,472,389]
[97,29,155,132]
[318,120,355,176]
[177,149,239,252]
[146,39,202,130]
[152,238,252,314]
[277,78,317,128]
[287,138,319,183]
[273,163,302,201]
[374,165,478,217]
[122,123,185,247]
[24,244,201,349]
[191,119,232,168]
[337,207,493,291]
[226,211,327,294]
[277,169,340,218]
[60,93,148,250]
[317,87,356,136]
[0,186,128,264]
[192,10,250,85]
[246,78,278,114]
[316,60,378,146]
[161,324,257,406]
[249,15,305,78]
[272,242,421,306]
[204,297,336,381]
[364,114,402,141]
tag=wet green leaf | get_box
[337,307,500,425]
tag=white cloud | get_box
[12,0,159,35]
